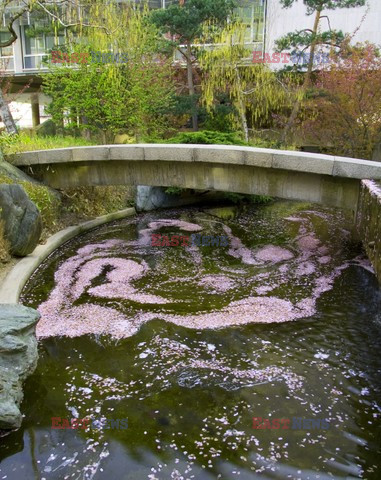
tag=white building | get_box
[265,0,381,54]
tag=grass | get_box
[0,131,94,155]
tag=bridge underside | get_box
[23,160,361,213]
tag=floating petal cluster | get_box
[33,205,373,339]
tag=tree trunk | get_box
[31,94,40,128]
[186,42,198,131]
[281,8,322,145]
[0,87,17,135]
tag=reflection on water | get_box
[1,201,380,479]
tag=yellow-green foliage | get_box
[0,131,94,156]
[0,174,60,228]
[199,20,299,134]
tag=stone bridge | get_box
[10,144,381,213]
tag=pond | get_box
[1,200,381,479]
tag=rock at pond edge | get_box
[0,183,42,256]
[0,304,40,433]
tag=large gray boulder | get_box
[0,304,40,433]
[0,184,42,256]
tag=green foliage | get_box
[164,187,184,196]
[22,182,60,227]
[0,133,19,151]
[170,94,200,117]
[223,192,272,205]
[200,20,296,139]
[276,30,345,55]
[0,218,10,263]
[249,137,282,149]
[43,3,175,140]
[1,132,93,156]
[202,94,236,132]
[150,0,236,130]
[150,0,236,44]
[35,119,57,137]
[167,130,248,145]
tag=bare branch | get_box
[35,1,118,36]
[0,3,32,48]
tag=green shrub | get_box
[35,119,57,137]
[166,130,248,146]
[164,186,184,196]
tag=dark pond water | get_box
[1,201,381,480]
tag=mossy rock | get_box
[35,119,57,137]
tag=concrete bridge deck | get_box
[9,144,381,212]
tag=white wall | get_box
[0,94,51,130]
[265,0,381,54]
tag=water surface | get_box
[1,201,380,479]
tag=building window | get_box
[23,25,65,69]
[235,0,266,44]
[0,30,14,71]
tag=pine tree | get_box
[150,0,236,131]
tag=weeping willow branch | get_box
[200,20,297,141]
